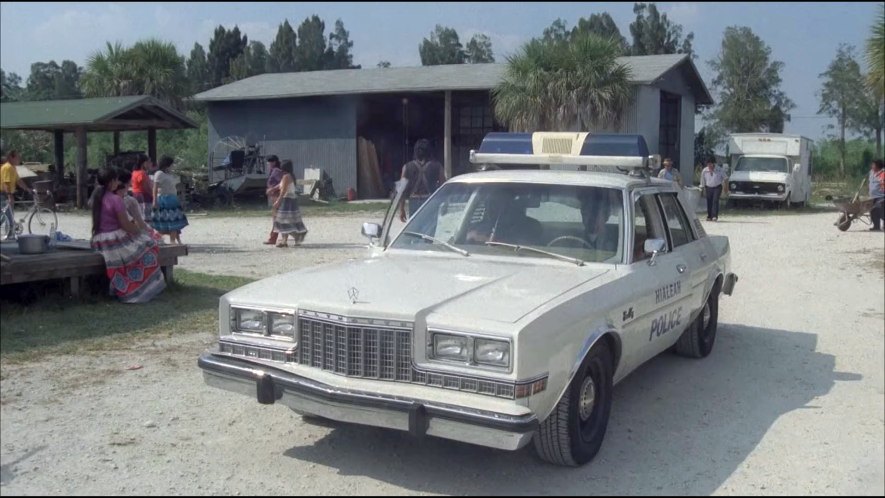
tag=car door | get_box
[657,193,704,331]
[619,191,692,373]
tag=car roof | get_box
[448,169,676,191]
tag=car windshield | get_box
[735,156,788,173]
[390,182,625,264]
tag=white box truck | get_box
[726,133,813,208]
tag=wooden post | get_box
[147,128,157,162]
[444,91,452,179]
[113,131,120,155]
[76,127,87,209]
[53,130,64,185]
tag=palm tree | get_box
[865,4,884,99]
[81,39,187,108]
[492,34,632,132]
[81,42,135,98]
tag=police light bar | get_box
[469,132,660,170]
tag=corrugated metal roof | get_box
[193,54,713,105]
[0,96,197,131]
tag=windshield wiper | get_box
[402,231,470,257]
[485,241,585,266]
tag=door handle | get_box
[700,253,707,261]
[676,264,687,274]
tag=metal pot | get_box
[17,234,50,254]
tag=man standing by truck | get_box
[702,157,727,221]
[869,159,885,231]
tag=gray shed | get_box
[194,55,713,198]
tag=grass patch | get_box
[0,270,254,362]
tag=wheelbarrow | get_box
[832,178,878,231]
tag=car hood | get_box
[224,254,610,325]
[731,170,790,183]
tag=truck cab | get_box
[726,133,813,208]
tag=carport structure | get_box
[0,96,197,207]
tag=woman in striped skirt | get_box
[91,167,166,303]
[272,160,308,247]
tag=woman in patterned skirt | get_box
[272,160,308,247]
[91,167,166,303]
[150,155,188,244]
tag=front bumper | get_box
[722,272,738,296]
[728,192,788,202]
[198,352,538,451]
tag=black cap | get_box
[266,155,279,164]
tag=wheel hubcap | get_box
[579,376,596,421]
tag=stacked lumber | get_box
[357,137,384,199]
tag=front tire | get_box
[836,213,853,231]
[534,341,614,466]
[675,283,720,358]
[28,207,58,236]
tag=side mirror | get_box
[644,238,667,266]
[793,163,801,173]
[361,222,381,243]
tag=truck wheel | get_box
[836,213,853,231]
[533,341,613,467]
[675,283,720,358]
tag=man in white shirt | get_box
[701,158,727,221]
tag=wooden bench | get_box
[0,241,188,297]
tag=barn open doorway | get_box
[356,92,444,199]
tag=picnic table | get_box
[0,240,188,296]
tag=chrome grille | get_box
[297,317,412,381]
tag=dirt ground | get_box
[1,209,883,495]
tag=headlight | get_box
[729,182,737,191]
[474,338,510,367]
[777,184,785,192]
[432,334,469,361]
[235,309,266,332]
[268,312,296,338]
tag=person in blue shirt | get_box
[657,158,683,187]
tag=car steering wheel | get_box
[547,235,594,250]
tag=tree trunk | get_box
[876,125,882,159]
[839,107,846,178]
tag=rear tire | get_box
[675,283,720,358]
[533,341,613,467]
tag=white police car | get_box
[198,132,738,467]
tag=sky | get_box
[0,2,880,140]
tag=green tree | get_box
[296,15,328,72]
[186,43,211,94]
[493,34,632,132]
[207,25,248,87]
[325,19,359,69]
[81,39,187,107]
[465,34,495,63]
[1,69,24,102]
[267,20,298,72]
[818,44,869,176]
[377,61,391,68]
[865,4,884,100]
[25,60,82,100]
[229,41,269,82]
[629,3,694,59]
[419,25,465,65]
[708,26,794,137]
[573,13,630,55]
[855,86,884,157]
[542,18,570,45]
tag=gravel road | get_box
[1,209,883,495]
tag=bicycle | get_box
[0,188,59,239]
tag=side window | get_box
[632,194,668,262]
[658,194,694,248]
